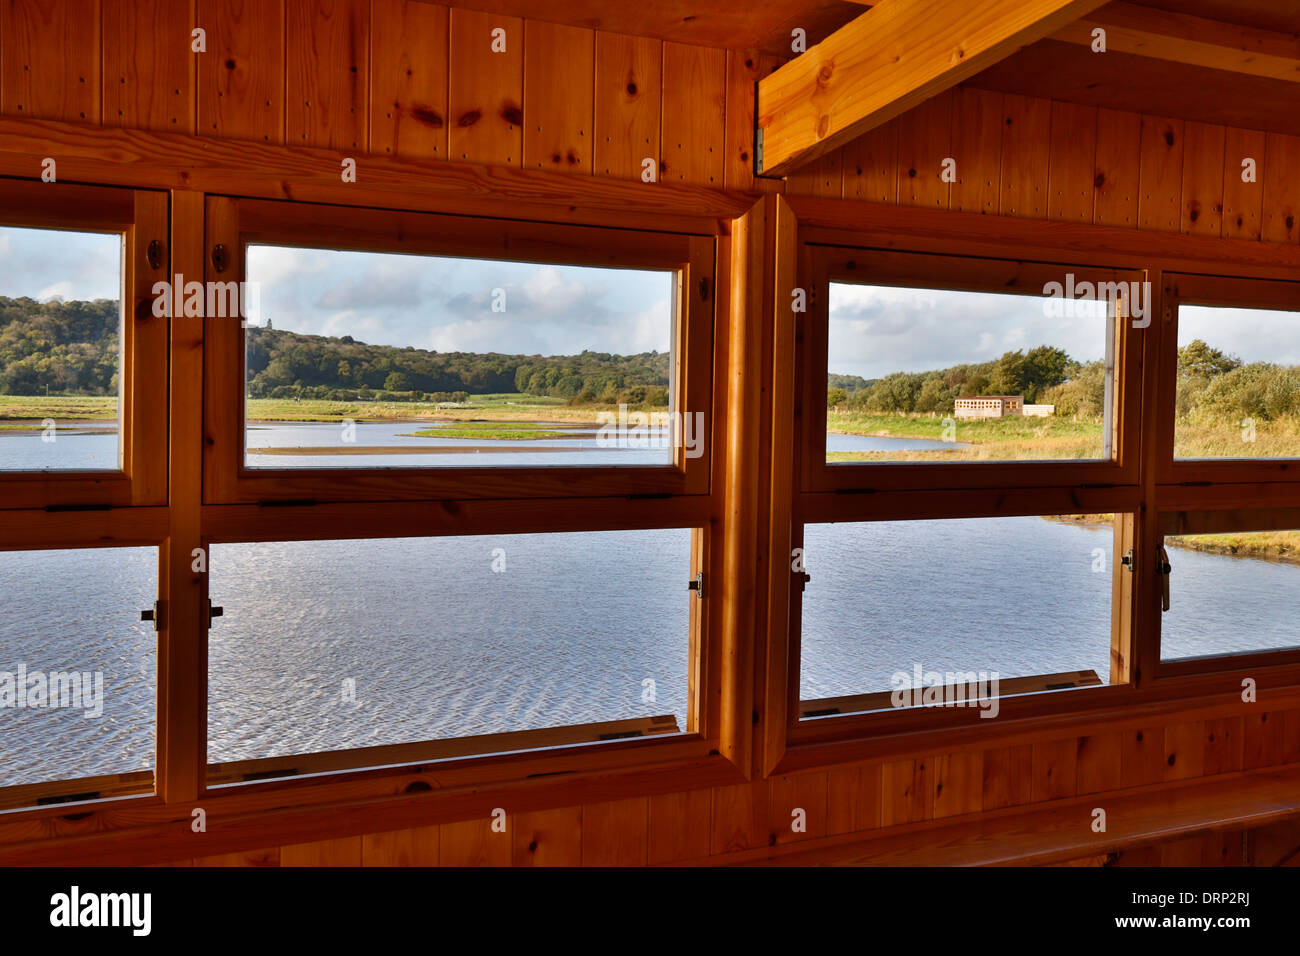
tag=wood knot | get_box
[457,109,481,127]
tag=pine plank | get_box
[511,807,582,866]
[826,763,882,835]
[769,772,828,844]
[448,8,522,165]
[0,0,101,122]
[842,120,898,203]
[522,20,593,174]
[880,757,933,826]
[661,42,726,186]
[647,788,711,863]
[896,90,952,209]
[1262,132,1300,244]
[1203,716,1245,775]
[1092,107,1141,227]
[285,0,368,151]
[710,782,771,854]
[949,86,1002,215]
[1222,126,1266,239]
[360,826,439,865]
[723,48,760,191]
[1046,100,1096,222]
[593,31,661,181]
[1137,115,1184,232]
[1031,739,1078,802]
[933,751,983,818]
[369,0,448,160]
[280,836,362,866]
[1179,121,1226,236]
[197,0,284,143]
[982,744,1034,810]
[193,846,280,866]
[1163,720,1206,781]
[581,797,648,866]
[103,0,193,133]
[1075,732,1122,795]
[438,817,510,866]
[998,92,1051,218]
[1121,725,1166,786]
[1243,709,1287,769]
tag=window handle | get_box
[687,572,704,600]
[1159,546,1172,612]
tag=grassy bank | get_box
[826,410,1105,461]
[1049,514,1300,564]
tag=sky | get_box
[244,245,674,356]
[828,281,1300,380]
[0,226,675,358]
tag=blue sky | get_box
[0,227,121,300]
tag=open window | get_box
[0,180,168,509]
[801,247,1144,492]
[203,197,715,503]
[1159,273,1300,485]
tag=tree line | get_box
[0,296,119,396]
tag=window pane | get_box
[1161,530,1300,660]
[243,245,683,469]
[0,227,123,472]
[0,547,156,796]
[826,282,1113,463]
[1175,305,1300,459]
[799,516,1116,717]
[208,529,693,774]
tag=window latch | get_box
[140,601,162,632]
[1121,549,1135,572]
[798,571,812,592]
[1159,546,1172,612]
[208,601,224,628]
[687,572,704,600]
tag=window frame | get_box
[800,244,1146,493]
[202,196,716,505]
[1156,272,1300,486]
[0,178,169,510]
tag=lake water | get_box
[2,428,1298,789]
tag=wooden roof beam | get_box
[1050,1,1300,83]
[755,0,1109,178]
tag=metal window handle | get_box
[687,572,704,600]
[798,571,812,592]
[209,601,224,628]
[1159,546,1172,612]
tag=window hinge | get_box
[140,601,163,632]
[1159,546,1172,612]
[754,126,764,175]
[687,571,704,599]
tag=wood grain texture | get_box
[1203,716,1245,775]
[1262,132,1300,244]
[1179,121,1226,236]
[285,0,368,150]
[950,86,1002,215]
[842,119,898,203]
[768,772,827,844]
[361,826,439,865]
[594,32,660,180]
[1137,115,1184,232]
[1122,725,1166,787]
[1,0,100,122]
[999,93,1051,218]
[370,0,448,159]
[661,42,726,186]
[1031,739,1078,802]
[1075,732,1122,795]
[983,744,1034,810]
[523,20,593,174]
[581,798,648,865]
[826,763,882,835]
[448,7,522,165]
[647,788,710,863]
[438,817,510,866]
[197,0,285,143]
[880,757,933,826]
[512,807,583,866]
[933,752,983,818]
[1222,126,1266,239]
[1092,107,1141,227]
[896,90,951,209]
[281,836,362,866]
[103,0,194,133]
[1046,100,1096,222]
[710,781,771,854]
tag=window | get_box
[802,248,1142,492]
[1163,274,1300,479]
[206,529,700,782]
[797,515,1121,720]
[0,180,168,510]
[204,198,715,503]
[0,546,157,809]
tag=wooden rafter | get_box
[1051,1,1300,83]
[755,0,1110,177]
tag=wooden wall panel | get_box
[1092,107,1141,228]
[1137,115,1184,232]
[1262,133,1300,244]
[1178,121,1225,236]
[982,744,1033,810]
[103,0,194,133]
[949,87,1001,215]
[438,817,510,866]
[1222,127,1266,240]
[1203,716,1245,775]
[581,798,648,866]
[647,789,710,863]
[999,93,1051,218]
[281,836,362,866]
[880,757,933,826]
[842,121,898,204]
[1122,725,1166,787]
[1243,710,1287,769]
[594,32,661,181]
[194,846,279,866]
[1,0,101,122]
[768,771,827,844]
[1075,732,1122,795]
[933,752,982,818]
[710,781,770,854]
[197,0,285,143]
[722,49,759,191]
[1046,101,1096,222]
[826,763,882,834]
[361,826,438,865]
[1031,739,1078,802]
[523,20,593,174]
[369,0,448,159]
[661,42,726,186]
[448,7,521,165]
[512,807,583,866]
[896,91,951,210]
[1163,721,1206,781]
[285,0,368,151]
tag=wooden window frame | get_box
[202,196,716,505]
[1156,272,1300,486]
[0,178,168,510]
[799,244,1145,494]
